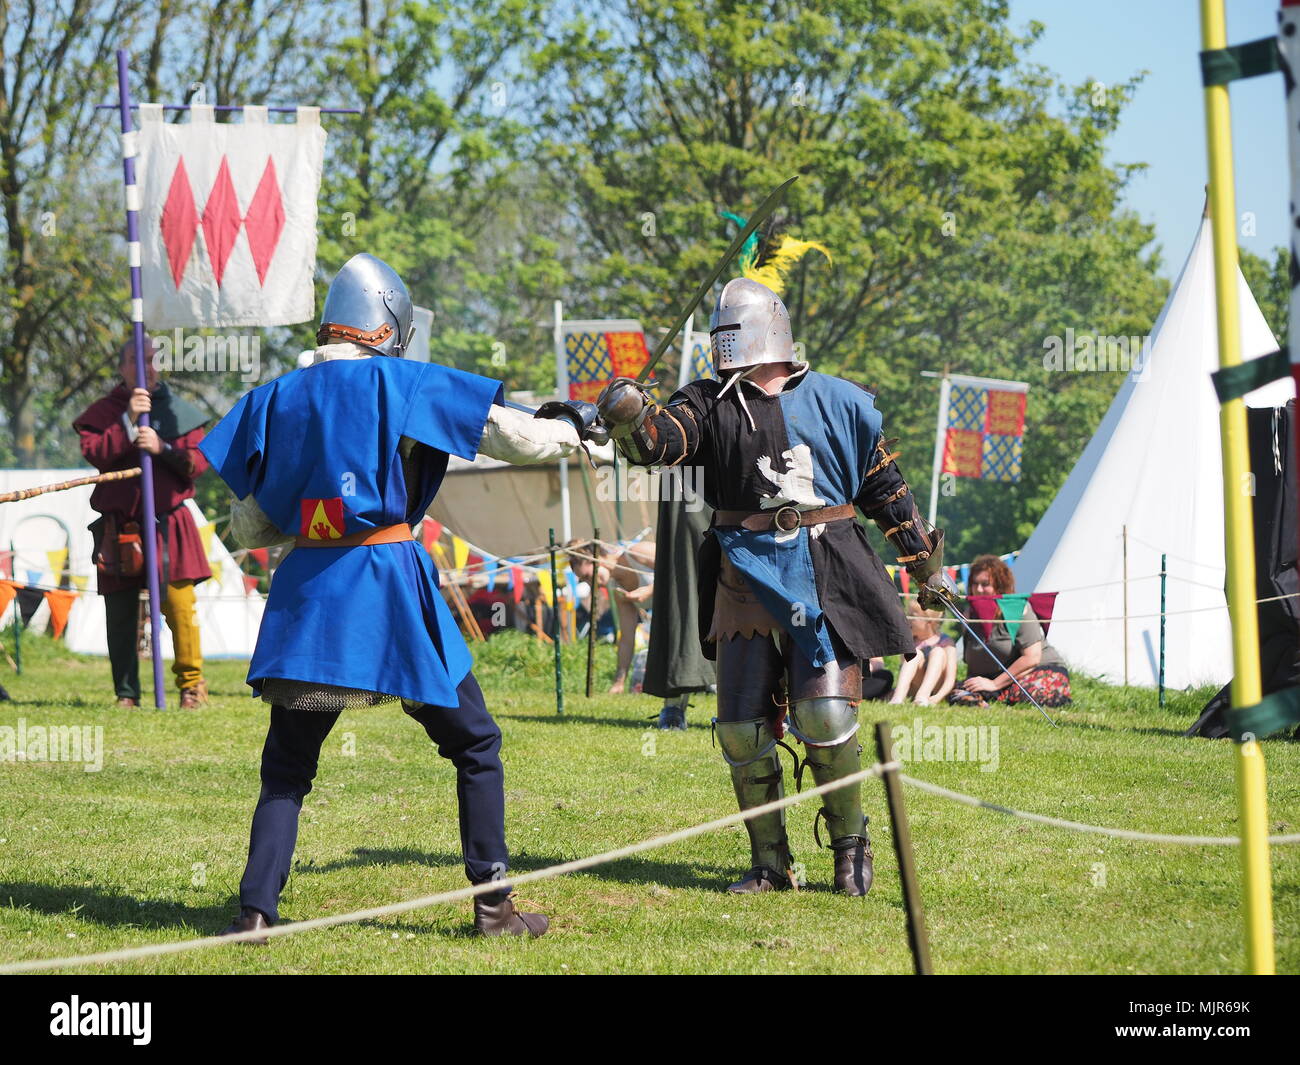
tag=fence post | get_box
[874,721,932,975]
[549,528,564,716]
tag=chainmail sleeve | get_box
[854,435,939,576]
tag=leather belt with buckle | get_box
[713,503,857,533]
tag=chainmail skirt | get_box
[259,678,400,712]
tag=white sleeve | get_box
[230,495,293,549]
[478,404,582,465]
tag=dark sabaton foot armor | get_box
[714,715,795,891]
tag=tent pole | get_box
[549,528,564,716]
[1199,0,1274,974]
[586,528,599,698]
[1122,524,1129,686]
[1159,553,1167,708]
[10,541,19,675]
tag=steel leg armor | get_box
[787,649,873,896]
[714,715,793,891]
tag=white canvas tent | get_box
[1014,216,1293,689]
[428,450,660,558]
[0,469,263,658]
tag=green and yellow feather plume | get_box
[720,210,831,296]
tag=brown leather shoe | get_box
[473,894,549,937]
[832,837,873,896]
[179,683,208,710]
[115,697,139,708]
[218,907,272,945]
[726,866,795,894]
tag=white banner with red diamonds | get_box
[133,103,326,328]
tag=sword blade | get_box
[637,175,799,384]
[938,593,1058,727]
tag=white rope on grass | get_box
[899,774,1300,846]
[0,761,896,974]
[8,762,1297,973]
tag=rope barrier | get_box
[5,757,1297,973]
[900,774,1300,845]
[0,761,894,973]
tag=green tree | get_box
[1,0,335,468]
[532,0,1169,558]
[1240,245,1289,355]
[315,0,565,390]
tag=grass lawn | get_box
[0,629,1296,975]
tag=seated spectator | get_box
[890,598,957,705]
[948,555,1071,708]
[861,657,895,701]
[567,538,656,694]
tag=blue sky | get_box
[1009,0,1286,276]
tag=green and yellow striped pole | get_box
[1199,0,1275,975]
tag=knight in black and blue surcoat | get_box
[599,277,948,896]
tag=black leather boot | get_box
[727,865,795,894]
[473,894,549,937]
[218,906,272,945]
[831,836,873,896]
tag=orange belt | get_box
[294,523,414,549]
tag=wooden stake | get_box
[586,528,599,697]
[875,721,932,975]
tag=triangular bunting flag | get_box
[997,593,1030,643]
[536,569,553,606]
[46,549,68,580]
[199,522,216,558]
[16,585,44,626]
[44,589,77,639]
[422,518,443,553]
[0,579,18,619]
[1028,592,1058,638]
[966,595,1000,642]
[71,574,89,592]
[453,536,470,571]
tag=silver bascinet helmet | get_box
[709,277,795,373]
[316,253,415,357]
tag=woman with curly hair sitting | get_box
[948,554,1071,708]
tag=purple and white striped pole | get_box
[115,49,166,710]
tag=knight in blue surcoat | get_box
[201,254,597,939]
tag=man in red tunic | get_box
[73,341,213,708]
